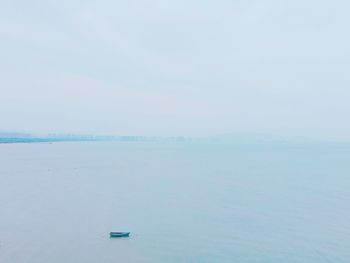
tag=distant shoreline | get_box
[0,136,195,144]
[0,138,98,144]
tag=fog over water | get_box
[1,0,350,262]
[1,1,350,140]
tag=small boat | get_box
[110,232,130,238]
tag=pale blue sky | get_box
[1,1,350,140]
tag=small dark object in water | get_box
[110,232,130,238]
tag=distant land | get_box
[1,132,348,145]
[0,132,195,144]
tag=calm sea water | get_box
[0,141,349,262]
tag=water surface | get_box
[0,141,349,262]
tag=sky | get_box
[1,0,350,140]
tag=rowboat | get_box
[110,232,130,238]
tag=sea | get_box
[0,141,349,262]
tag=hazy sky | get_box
[1,1,350,140]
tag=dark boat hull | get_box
[110,232,130,238]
